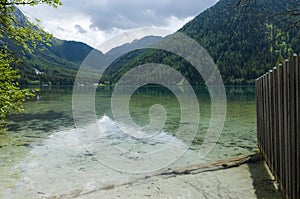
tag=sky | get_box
[19,0,218,52]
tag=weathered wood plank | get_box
[277,64,284,189]
[290,54,297,199]
[296,54,300,198]
[273,67,279,181]
[256,79,260,145]
[264,74,267,160]
[269,70,274,173]
[286,59,291,198]
[266,72,271,165]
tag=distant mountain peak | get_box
[106,35,163,56]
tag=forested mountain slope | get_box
[103,0,300,85]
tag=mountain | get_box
[106,36,162,58]
[17,38,100,85]
[102,0,300,85]
[48,39,95,63]
[19,35,162,85]
[7,8,102,85]
[8,9,163,85]
[98,36,163,83]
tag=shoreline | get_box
[53,153,284,199]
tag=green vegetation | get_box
[18,38,98,85]
[102,0,300,85]
[179,0,299,84]
[2,2,87,86]
[235,0,300,30]
[0,0,61,132]
[0,52,33,131]
[101,49,204,85]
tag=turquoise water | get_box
[0,85,258,198]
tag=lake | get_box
[0,85,257,198]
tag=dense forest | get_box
[179,0,300,84]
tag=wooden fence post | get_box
[296,54,300,198]
[277,64,284,189]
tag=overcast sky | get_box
[20,0,218,52]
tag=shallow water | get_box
[0,85,257,198]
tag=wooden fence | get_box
[256,54,300,199]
